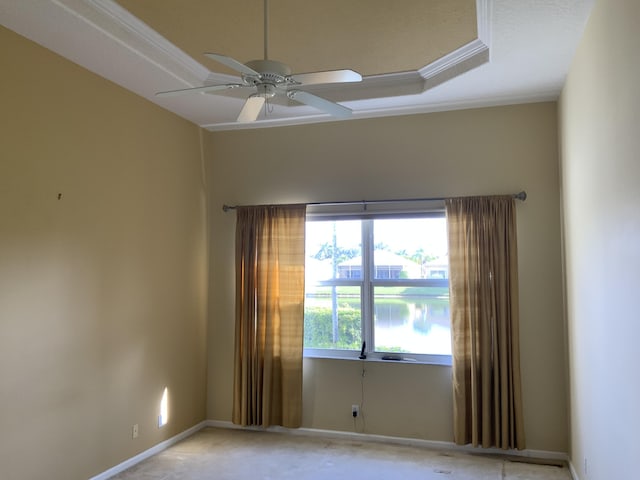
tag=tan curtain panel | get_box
[445,196,525,450]
[232,204,306,428]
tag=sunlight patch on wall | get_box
[158,387,169,428]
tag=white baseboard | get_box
[88,420,208,480]
[204,420,569,463]
[90,419,570,479]
[568,460,581,480]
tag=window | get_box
[304,213,451,364]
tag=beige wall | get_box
[559,1,640,478]
[0,26,208,479]
[0,12,583,478]
[206,102,568,452]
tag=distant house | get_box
[337,251,422,279]
[423,255,449,279]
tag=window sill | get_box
[303,350,452,366]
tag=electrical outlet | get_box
[351,404,359,418]
[132,424,139,439]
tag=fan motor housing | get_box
[255,84,277,98]
[245,59,292,84]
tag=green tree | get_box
[312,243,359,264]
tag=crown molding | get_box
[88,0,209,78]
[24,0,520,131]
[54,0,209,85]
[419,39,489,91]
[419,0,491,90]
[202,89,559,132]
[3,0,588,131]
[271,0,489,105]
[56,0,491,114]
[476,0,491,50]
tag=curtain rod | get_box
[222,191,527,212]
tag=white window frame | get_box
[303,209,452,366]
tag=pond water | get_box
[304,294,451,355]
[374,299,451,355]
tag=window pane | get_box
[305,220,362,281]
[304,215,451,359]
[304,286,362,350]
[373,286,451,355]
[373,217,448,280]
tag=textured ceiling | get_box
[117,0,477,77]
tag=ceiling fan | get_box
[156,0,362,122]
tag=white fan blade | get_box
[156,83,242,97]
[289,90,352,118]
[290,69,362,85]
[237,96,266,122]
[204,53,261,77]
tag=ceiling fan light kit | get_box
[156,0,362,123]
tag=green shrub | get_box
[304,304,361,349]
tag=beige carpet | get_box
[111,427,572,480]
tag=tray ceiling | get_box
[117,0,477,77]
[0,0,594,130]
